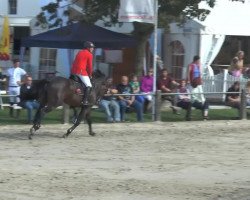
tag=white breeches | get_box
[8,86,20,103]
[77,75,92,87]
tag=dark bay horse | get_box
[29,70,106,139]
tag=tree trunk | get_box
[133,22,154,76]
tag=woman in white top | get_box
[191,77,209,120]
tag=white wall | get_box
[0,0,40,17]
[0,0,40,27]
[0,0,41,33]
[0,0,41,75]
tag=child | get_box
[129,74,145,104]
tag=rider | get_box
[71,41,95,105]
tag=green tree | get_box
[36,0,239,75]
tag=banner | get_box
[0,16,10,61]
[118,0,155,24]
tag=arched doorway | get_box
[170,40,185,80]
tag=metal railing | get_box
[1,90,249,122]
[104,90,248,121]
[153,90,247,121]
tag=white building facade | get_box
[0,0,41,72]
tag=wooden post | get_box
[240,89,247,120]
[222,69,228,102]
[154,90,162,121]
[62,104,70,124]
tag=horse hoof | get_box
[29,128,35,139]
[89,131,96,136]
[63,134,68,138]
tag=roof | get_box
[21,22,137,49]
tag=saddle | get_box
[69,74,95,95]
[69,74,82,83]
[69,74,85,95]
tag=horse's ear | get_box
[93,69,105,79]
[96,69,102,76]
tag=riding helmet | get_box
[84,41,95,48]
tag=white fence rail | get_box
[203,69,249,102]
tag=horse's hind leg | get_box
[29,105,53,139]
[63,107,85,138]
[86,110,95,136]
[71,107,78,123]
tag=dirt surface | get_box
[0,121,250,200]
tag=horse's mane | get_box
[31,79,50,101]
[33,79,50,87]
[92,69,106,80]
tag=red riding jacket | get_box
[71,49,93,76]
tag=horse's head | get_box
[91,70,107,103]
[92,69,106,80]
[31,79,50,99]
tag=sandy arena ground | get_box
[0,121,250,200]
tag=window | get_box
[8,0,17,14]
[13,27,30,55]
[170,40,185,80]
[39,48,57,79]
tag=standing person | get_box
[99,77,121,123]
[191,77,209,120]
[229,51,244,77]
[140,68,154,112]
[187,55,202,85]
[117,76,143,122]
[71,41,95,105]
[7,59,27,117]
[157,68,180,114]
[18,76,40,124]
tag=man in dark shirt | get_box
[19,76,40,124]
[99,78,120,122]
[157,68,180,93]
[157,68,180,113]
[117,76,143,122]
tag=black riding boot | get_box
[82,87,91,106]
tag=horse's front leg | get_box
[85,108,95,136]
[29,107,42,139]
[64,107,85,138]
